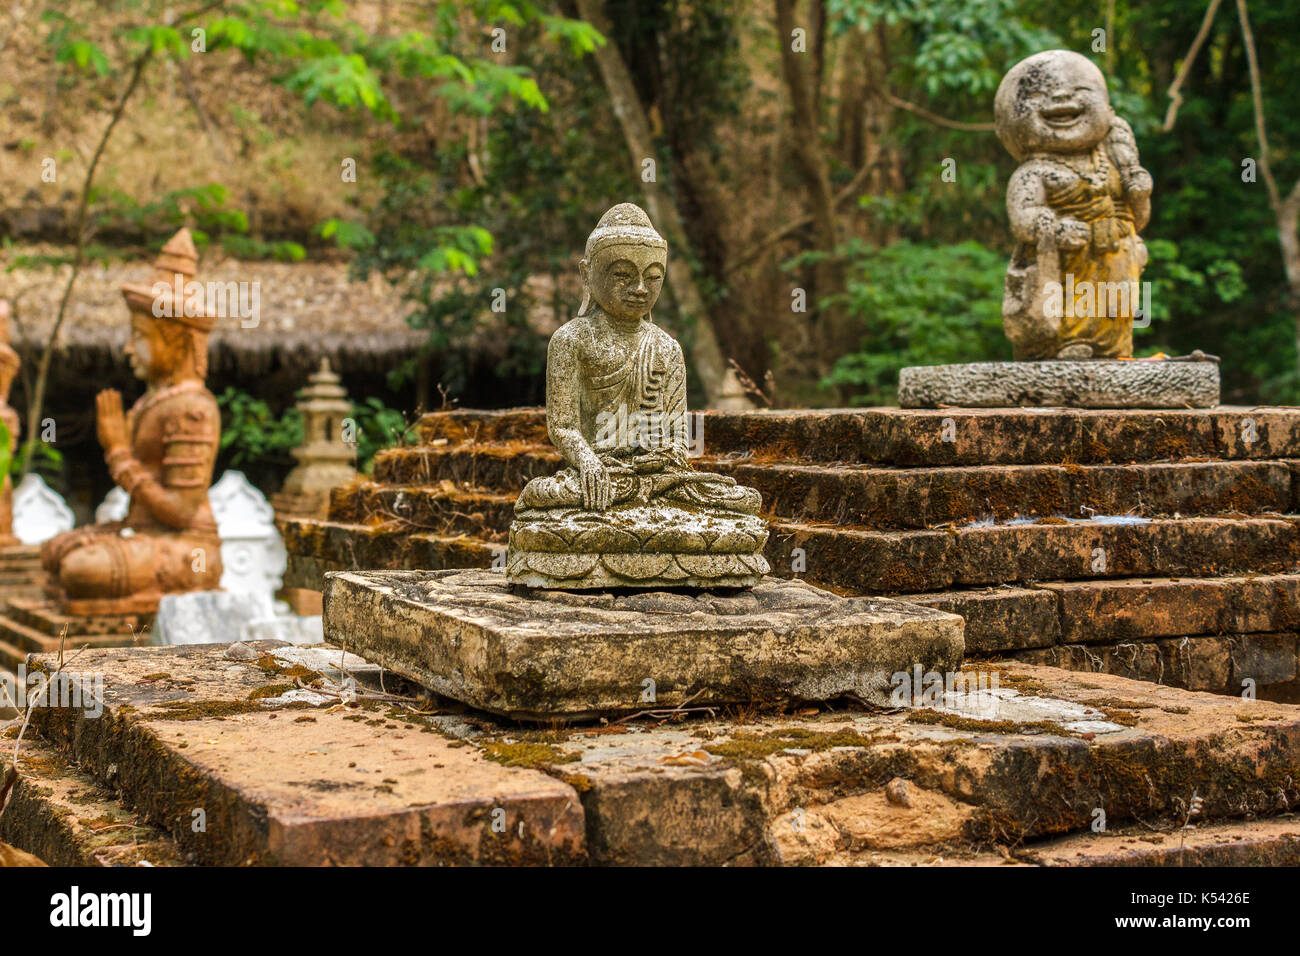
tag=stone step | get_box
[0,737,185,866]
[414,408,547,446]
[1009,634,1299,700]
[333,483,516,537]
[715,459,1293,529]
[0,614,139,673]
[373,444,559,489]
[769,515,1300,594]
[25,643,587,866]
[19,643,1300,864]
[279,518,498,591]
[908,573,1300,652]
[366,448,1297,530]
[5,597,149,637]
[834,816,1300,866]
[413,406,1300,466]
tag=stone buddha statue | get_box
[995,50,1152,361]
[0,302,21,547]
[40,229,223,614]
[507,203,769,589]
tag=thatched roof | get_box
[1,246,428,375]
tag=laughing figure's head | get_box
[995,50,1114,162]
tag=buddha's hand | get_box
[96,389,128,455]
[579,456,612,511]
[1055,217,1091,252]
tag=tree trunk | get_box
[574,0,751,410]
[775,0,844,362]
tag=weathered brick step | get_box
[701,406,1300,466]
[373,443,560,488]
[21,643,1300,864]
[414,407,548,445]
[5,597,148,637]
[280,518,497,591]
[328,483,515,537]
[27,643,587,866]
[769,515,1300,594]
[0,737,185,866]
[0,615,136,673]
[412,406,1300,466]
[1011,816,1300,866]
[1009,634,1299,700]
[907,573,1300,653]
[716,459,1291,529]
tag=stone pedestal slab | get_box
[898,359,1220,409]
[322,568,964,719]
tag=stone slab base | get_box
[898,360,1220,409]
[7,643,1300,865]
[323,569,964,719]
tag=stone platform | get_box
[283,406,1300,701]
[898,359,1220,408]
[323,569,964,719]
[5,641,1300,866]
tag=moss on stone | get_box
[480,740,580,768]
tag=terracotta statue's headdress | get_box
[120,228,217,332]
[579,203,666,317]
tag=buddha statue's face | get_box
[581,244,667,323]
[997,52,1112,159]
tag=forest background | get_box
[0,0,1294,495]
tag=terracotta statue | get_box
[0,302,20,546]
[40,229,223,614]
[507,203,768,589]
[995,50,1152,360]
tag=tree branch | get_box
[1163,0,1224,132]
[877,89,995,133]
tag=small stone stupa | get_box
[322,203,963,720]
[272,358,357,520]
[898,49,1219,409]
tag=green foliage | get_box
[217,387,303,471]
[216,388,410,475]
[0,421,11,482]
[805,239,1010,404]
[10,440,63,482]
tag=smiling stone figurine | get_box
[507,203,768,589]
[995,50,1152,361]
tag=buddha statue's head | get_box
[121,228,215,385]
[578,203,668,324]
[995,50,1113,162]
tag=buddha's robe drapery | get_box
[516,321,760,515]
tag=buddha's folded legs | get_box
[517,462,761,515]
[41,525,222,606]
